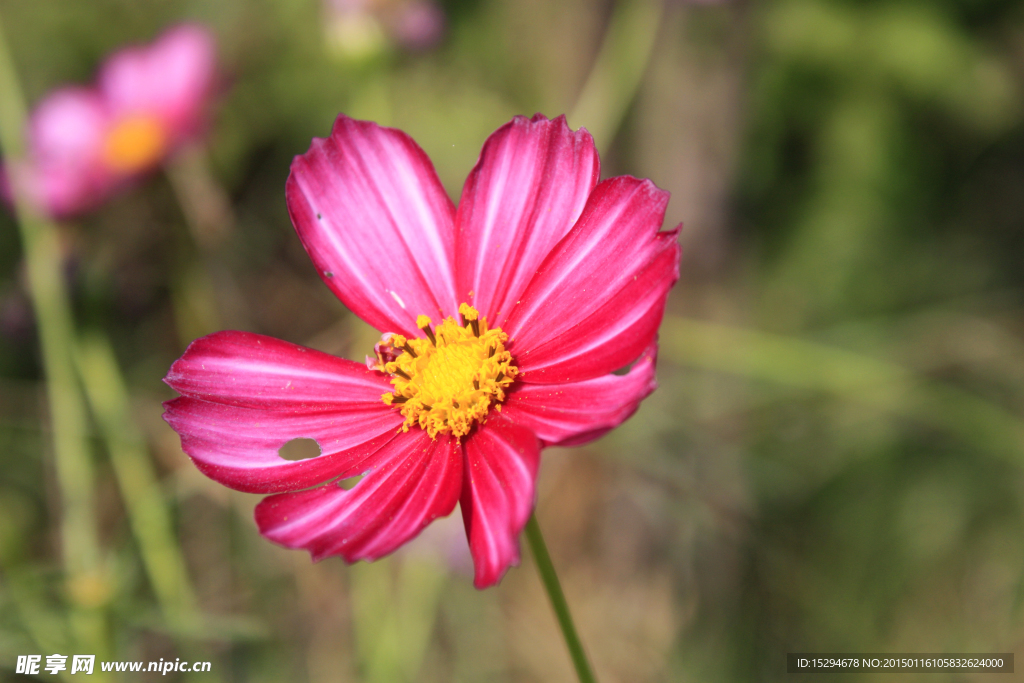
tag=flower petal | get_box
[255,430,462,562]
[29,87,108,165]
[503,342,658,447]
[460,415,541,588]
[17,87,112,216]
[514,234,678,383]
[505,176,681,383]
[163,331,404,493]
[14,157,107,219]
[286,115,459,337]
[454,114,599,323]
[164,330,391,408]
[100,24,216,136]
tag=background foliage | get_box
[1,0,1023,681]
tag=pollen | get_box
[103,114,168,173]
[374,304,517,439]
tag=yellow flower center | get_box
[377,304,517,439]
[103,114,168,173]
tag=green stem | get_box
[0,8,104,622]
[660,315,1024,466]
[351,556,447,683]
[570,0,663,152]
[165,145,235,252]
[524,513,597,683]
[73,334,199,627]
[165,145,245,345]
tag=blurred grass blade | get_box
[392,557,446,682]
[570,0,662,152]
[73,333,199,627]
[165,145,235,252]
[170,261,222,347]
[2,571,70,660]
[351,556,447,683]
[661,316,1024,465]
[0,8,107,656]
[165,145,246,346]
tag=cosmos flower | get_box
[163,114,680,587]
[4,24,216,217]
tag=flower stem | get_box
[73,333,199,627]
[0,7,99,589]
[570,0,663,152]
[524,512,597,683]
[165,145,248,347]
[165,144,235,251]
[0,10,108,659]
[660,315,1024,468]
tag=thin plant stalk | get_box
[74,340,225,683]
[165,144,235,252]
[351,555,447,683]
[660,315,1024,465]
[570,0,663,152]
[0,9,107,655]
[165,145,248,345]
[73,334,200,628]
[524,513,597,683]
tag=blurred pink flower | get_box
[5,24,216,217]
[323,0,444,57]
[386,0,444,51]
[163,114,680,587]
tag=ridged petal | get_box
[454,114,599,324]
[505,176,680,383]
[163,331,403,493]
[460,416,541,588]
[503,342,658,447]
[255,430,462,562]
[286,115,459,337]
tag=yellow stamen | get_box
[380,304,517,439]
[102,114,168,173]
[417,314,437,345]
[459,302,480,336]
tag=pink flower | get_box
[163,114,680,587]
[5,24,216,217]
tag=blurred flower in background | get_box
[2,23,217,217]
[323,0,445,59]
